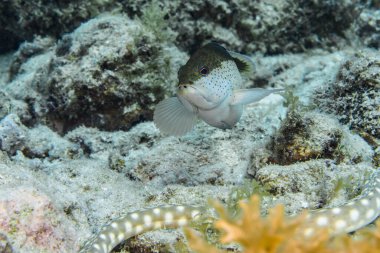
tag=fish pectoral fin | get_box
[230,88,283,106]
[228,51,255,76]
[153,97,198,136]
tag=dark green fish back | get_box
[177,42,232,85]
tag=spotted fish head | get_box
[177,42,245,110]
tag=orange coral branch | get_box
[185,195,380,253]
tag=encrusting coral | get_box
[185,195,380,253]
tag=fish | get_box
[153,42,282,136]
[79,169,380,253]
[79,205,203,253]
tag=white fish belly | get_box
[198,96,243,129]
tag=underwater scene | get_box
[0,1,379,252]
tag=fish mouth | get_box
[177,84,195,94]
[177,84,207,99]
[177,84,220,110]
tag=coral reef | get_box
[7,36,55,82]
[0,1,379,252]
[314,50,380,139]
[0,90,30,124]
[2,37,55,127]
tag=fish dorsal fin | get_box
[228,51,255,76]
[153,97,198,136]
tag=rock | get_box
[4,15,187,133]
[46,15,184,132]
[22,125,80,160]
[125,0,362,54]
[267,111,373,165]
[2,37,55,127]
[0,0,117,53]
[356,8,380,48]
[256,160,375,212]
[0,91,31,124]
[314,50,380,138]
[0,114,28,156]
[0,0,371,55]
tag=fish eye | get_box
[199,66,209,76]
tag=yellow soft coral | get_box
[215,195,307,253]
[185,195,380,253]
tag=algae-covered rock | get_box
[355,8,380,48]
[255,160,375,214]
[7,37,55,82]
[269,111,343,165]
[266,111,373,166]
[0,114,79,160]
[45,15,186,132]
[0,114,28,156]
[3,15,187,132]
[248,108,374,213]
[22,125,81,160]
[125,0,362,54]
[1,0,367,55]
[314,50,380,138]
[0,0,118,53]
[2,37,55,127]
[0,91,30,124]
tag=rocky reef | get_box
[0,0,379,252]
[314,50,380,139]
[0,0,117,53]
[4,16,185,133]
[1,0,379,54]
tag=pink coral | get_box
[0,187,78,253]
